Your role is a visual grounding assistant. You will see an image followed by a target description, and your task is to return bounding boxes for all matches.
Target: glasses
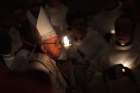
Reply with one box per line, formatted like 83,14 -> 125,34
43,40 -> 62,45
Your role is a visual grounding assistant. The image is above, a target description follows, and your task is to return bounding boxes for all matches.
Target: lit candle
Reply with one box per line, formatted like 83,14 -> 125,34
62,35 -> 72,49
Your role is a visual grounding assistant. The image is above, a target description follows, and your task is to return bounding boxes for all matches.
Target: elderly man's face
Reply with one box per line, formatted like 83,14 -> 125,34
41,36 -> 62,59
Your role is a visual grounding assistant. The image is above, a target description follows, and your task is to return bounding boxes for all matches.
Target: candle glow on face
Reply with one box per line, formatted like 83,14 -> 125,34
109,52 -> 137,69
112,56 -> 134,69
